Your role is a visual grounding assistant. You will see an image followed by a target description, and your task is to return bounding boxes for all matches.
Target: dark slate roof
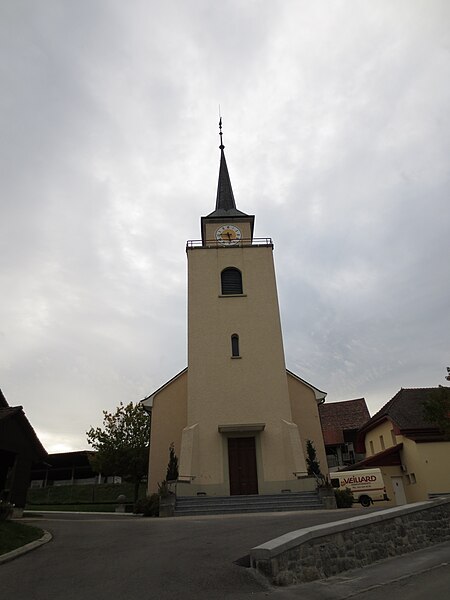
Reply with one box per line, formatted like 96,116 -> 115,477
215,147 -> 236,211
0,390 -> 47,459
359,387 -> 448,434
319,398 -> 370,445
0,406 -> 23,421
206,147 -> 249,218
0,388 -> 9,408
43,450 -> 93,468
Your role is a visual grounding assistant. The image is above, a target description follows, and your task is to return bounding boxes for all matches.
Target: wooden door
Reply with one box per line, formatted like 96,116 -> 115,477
228,437 -> 258,495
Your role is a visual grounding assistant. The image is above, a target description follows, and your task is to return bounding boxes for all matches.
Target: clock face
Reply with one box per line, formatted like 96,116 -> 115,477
215,225 -> 242,245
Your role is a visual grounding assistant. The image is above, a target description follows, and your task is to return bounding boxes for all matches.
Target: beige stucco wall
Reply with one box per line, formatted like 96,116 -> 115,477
399,437 -> 450,502
185,241 -> 307,493
378,466 -> 402,508
364,419 -> 397,455
287,373 -> 328,477
147,221 -> 327,497
147,370 -> 188,494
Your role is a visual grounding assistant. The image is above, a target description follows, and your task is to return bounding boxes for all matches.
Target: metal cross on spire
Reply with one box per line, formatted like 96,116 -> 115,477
219,116 -> 224,150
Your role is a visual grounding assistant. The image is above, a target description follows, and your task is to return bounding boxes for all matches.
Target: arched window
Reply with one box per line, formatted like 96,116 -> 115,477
231,334 -> 240,357
221,267 -> 243,295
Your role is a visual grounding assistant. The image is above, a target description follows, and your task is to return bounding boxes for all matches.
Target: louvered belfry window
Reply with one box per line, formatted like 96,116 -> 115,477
221,268 -> 243,295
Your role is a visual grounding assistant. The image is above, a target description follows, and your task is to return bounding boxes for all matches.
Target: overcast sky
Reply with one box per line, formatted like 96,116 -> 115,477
1,1 -> 449,453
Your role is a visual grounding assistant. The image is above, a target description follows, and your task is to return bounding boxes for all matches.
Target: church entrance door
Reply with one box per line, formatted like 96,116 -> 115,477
227,437 -> 258,495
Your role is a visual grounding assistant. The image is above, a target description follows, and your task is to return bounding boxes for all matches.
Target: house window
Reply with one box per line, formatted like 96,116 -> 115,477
369,440 -> 374,455
379,435 -> 385,450
221,268 -> 243,295
231,334 -> 240,357
391,430 -> 397,446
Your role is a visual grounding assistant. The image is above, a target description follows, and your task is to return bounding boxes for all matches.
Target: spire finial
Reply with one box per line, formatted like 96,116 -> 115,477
219,109 -> 224,150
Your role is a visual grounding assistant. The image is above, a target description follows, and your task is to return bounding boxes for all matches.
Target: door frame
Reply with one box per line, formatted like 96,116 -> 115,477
222,431 -> 262,496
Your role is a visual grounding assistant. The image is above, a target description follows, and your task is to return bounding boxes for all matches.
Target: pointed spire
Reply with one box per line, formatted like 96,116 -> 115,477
201,117 -> 255,243
215,117 -> 237,211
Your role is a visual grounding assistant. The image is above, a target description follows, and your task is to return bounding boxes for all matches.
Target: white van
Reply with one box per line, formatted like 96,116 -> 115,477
330,468 -> 390,507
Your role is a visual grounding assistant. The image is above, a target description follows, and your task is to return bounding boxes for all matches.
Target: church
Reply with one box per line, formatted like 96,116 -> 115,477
142,122 -> 328,497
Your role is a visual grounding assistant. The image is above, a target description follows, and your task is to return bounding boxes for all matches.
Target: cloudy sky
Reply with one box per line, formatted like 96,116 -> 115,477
1,1 -> 449,452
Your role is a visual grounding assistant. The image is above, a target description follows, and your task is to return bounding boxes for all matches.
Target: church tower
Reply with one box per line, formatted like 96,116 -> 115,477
142,121 -> 327,498
178,121 -> 311,495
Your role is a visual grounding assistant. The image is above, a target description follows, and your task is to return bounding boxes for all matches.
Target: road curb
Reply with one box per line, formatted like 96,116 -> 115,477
0,530 -> 52,565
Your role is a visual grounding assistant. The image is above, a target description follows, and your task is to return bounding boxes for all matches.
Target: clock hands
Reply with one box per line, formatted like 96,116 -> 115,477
215,225 -> 241,245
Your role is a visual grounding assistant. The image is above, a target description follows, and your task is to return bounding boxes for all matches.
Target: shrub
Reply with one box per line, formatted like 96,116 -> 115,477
134,494 -> 159,517
334,488 -> 354,508
306,439 -> 322,477
166,442 -> 179,482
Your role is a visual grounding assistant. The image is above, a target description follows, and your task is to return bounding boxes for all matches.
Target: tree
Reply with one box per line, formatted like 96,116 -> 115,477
423,386 -> 450,437
166,442 -> 179,482
86,402 -> 151,503
305,439 -> 323,478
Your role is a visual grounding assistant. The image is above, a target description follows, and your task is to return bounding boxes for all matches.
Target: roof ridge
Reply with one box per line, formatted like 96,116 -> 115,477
322,397 -> 366,405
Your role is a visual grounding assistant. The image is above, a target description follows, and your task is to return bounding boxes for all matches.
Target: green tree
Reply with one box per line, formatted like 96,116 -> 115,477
166,442 -> 179,482
87,402 -> 151,503
423,386 -> 450,436
306,439 -> 323,477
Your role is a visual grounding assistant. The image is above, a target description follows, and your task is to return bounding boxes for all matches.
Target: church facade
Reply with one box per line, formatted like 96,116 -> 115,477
142,125 -> 328,496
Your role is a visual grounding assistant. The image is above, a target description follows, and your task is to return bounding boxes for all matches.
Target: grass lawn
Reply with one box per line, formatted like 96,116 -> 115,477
0,521 -> 44,556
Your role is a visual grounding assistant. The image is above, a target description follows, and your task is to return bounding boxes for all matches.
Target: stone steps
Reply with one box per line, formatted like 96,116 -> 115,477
174,491 -> 324,516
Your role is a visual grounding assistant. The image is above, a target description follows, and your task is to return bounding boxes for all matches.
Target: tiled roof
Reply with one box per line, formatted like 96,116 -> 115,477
319,398 -> 370,446
341,443 -> 403,470
360,387 -> 448,434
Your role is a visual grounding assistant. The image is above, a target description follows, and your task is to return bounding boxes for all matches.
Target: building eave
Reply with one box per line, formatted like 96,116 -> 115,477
286,369 -> 327,403
340,443 -> 404,470
140,367 -> 188,411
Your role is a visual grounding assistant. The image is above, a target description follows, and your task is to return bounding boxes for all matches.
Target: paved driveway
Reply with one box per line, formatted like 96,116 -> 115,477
1,508 -> 449,600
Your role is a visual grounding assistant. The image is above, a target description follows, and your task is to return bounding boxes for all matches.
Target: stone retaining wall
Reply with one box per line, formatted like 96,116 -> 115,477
250,497 -> 450,586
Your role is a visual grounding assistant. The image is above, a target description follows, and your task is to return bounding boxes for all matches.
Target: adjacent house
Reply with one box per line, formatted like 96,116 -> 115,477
319,398 -> 370,470
352,387 -> 450,505
0,389 -> 47,515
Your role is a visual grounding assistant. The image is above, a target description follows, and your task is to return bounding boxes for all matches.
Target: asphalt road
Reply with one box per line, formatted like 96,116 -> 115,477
1,508 -> 449,600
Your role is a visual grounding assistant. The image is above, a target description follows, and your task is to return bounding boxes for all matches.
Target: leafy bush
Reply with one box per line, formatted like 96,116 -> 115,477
334,488 -> 354,508
134,494 -> 159,517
